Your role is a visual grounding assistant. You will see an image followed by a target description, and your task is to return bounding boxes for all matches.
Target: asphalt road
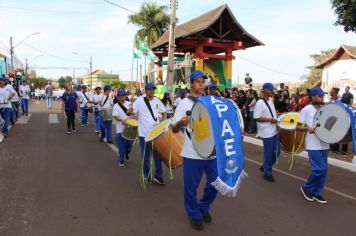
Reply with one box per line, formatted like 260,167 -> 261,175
1,100 -> 356,236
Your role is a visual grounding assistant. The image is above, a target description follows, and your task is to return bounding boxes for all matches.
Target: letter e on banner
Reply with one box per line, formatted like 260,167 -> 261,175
225,138 -> 236,156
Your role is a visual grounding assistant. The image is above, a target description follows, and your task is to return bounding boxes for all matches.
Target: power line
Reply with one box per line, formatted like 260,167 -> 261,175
102,0 -> 136,13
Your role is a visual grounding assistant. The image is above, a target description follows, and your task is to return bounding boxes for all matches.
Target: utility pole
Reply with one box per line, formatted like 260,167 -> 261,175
25,58 -> 28,76
89,56 -> 93,90
10,36 -> 14,74
167,0 -> 177,95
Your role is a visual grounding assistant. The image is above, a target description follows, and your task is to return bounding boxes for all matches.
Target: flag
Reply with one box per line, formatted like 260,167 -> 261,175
138,40 -> 149,54
133,47 -> 142,59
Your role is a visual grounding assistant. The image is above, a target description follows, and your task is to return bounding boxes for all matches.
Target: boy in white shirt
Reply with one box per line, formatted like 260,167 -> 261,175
132,83 -> 166,185
92,87 -> 104,133
99,85 -> 114,144
297,87 -> 329,204
253,82 -> 280,182
112,90 -> 133,167
80,85 -> 90,126
19,81 -> 30,116
0,77 -> 14,136
172,71 -> 217,231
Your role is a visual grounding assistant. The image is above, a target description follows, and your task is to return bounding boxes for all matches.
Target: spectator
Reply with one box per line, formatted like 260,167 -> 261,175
299,89 -> 310,108
248,90 -> 258,134
341,86 -> 354,105
161,92 -> 173,112
288,94 -> 301,112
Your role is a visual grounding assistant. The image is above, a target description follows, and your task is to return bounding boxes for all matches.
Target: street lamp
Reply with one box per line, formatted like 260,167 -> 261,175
72,52 -> 92,89
10,32 -> 40,74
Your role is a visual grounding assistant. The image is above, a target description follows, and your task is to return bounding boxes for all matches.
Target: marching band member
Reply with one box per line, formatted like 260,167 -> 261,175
297,87 -> 329,204
0,77 -> 15,137
132,83 -> 166,185
112,90 -> 133,166
92,86 -> 103,133
253,82 -> 280,182
173,89 -> 186,109
19,81 -> 30,116
172,71 -> 217,231
61,85 -> 80,134
99,85 -> 114,144
80,85 -> 90,127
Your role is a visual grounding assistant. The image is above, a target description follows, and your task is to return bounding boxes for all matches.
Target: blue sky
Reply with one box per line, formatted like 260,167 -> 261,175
0,0 -> 355,84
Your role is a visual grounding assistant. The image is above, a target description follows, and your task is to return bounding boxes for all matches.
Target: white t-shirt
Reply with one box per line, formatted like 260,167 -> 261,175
4,85 -> 15,108
299,104 -> 329,150
92,93 -> 104,110
100,94 -> 113,109
253,97 -> 277,138
112,101 -> 130,133
19,85 -> 30,99
174,97 -> 182,107
79,91 -> 90,108
173,98 -> 212,160
165,102 -> 173,112
0,87 -> 11,109
133,96 -> 166,137
11,90 -> 20,102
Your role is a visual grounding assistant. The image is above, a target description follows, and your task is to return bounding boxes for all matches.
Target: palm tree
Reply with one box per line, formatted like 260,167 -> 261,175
128,2 -> 170,46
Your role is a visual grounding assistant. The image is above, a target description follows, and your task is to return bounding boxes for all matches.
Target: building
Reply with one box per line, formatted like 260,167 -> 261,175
82,70 -> 120,89
315,44 -> 356,98
152,4 -> 263,89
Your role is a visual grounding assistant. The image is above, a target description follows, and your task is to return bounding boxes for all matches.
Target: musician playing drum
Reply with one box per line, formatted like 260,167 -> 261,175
172,71 -> 217,231
112,90 -> 134,167
253,82 -> 280,182
297,87 -> 329,204
132,83 -> 167,185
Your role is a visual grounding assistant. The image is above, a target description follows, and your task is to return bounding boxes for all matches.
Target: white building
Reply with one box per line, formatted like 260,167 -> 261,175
316,45 -> 356,101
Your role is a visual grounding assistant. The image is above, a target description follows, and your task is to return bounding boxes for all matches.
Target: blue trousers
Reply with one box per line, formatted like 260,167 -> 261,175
21,98 -> 29,116
139,136 -> 163,178
262,134 -> 281,176
183,157 -> 218,220
47,97 -> 53,109
100,119 -> 113,142
0,107 -> 10,134
116,133 -> 134,162
81,107 -> 88,125
94,111 -> 102,131
303,150 -> 328,196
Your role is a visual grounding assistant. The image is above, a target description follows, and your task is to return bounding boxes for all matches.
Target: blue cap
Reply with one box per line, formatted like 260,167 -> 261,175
103,85 -> 112,91
0,77 -> 5,81
145,83 -> 156,90
208,84 -> 217,89
310,87 -> 325,97
117,90 -> 127,96
180,89 -> 187,94
81,85 -> 87,89
190,70 -> 207,82
263,82 -> 277,91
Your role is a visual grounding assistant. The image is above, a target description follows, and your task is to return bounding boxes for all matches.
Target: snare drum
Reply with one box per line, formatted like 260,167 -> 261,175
190,100 -> 244,158
122,119 -> 138,140
145,119 -> 183,169
277,112 -> 306,154
313,103 -> 352,144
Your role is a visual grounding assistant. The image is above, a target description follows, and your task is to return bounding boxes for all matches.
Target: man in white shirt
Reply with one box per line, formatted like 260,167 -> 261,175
80,85 -> 90,127
0,77 -> 14,137
172,70 -> 217,231
99,85 -> 114,144
297,87 -> 329,204
91,87 -> 103,133
253,82 -> 280,182
132,83 -> 166,185
173,89 -> 186,109
112,90 -> 133,167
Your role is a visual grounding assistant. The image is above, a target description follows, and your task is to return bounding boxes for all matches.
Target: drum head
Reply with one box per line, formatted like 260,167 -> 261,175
126,119 -> 138,126
190,102 -> 215,158
313,104 -> 350,144
278,112 -> 299,130
145,119 -> 172,142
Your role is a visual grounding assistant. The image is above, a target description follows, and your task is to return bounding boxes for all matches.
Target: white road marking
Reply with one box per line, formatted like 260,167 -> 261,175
16,114 -> 32,124
243,135 -> 356,172
245,157 -> 356,201
48,114 -> 59,124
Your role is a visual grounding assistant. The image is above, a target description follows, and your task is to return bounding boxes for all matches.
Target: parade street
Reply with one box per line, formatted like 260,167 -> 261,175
0,100 -> 355,236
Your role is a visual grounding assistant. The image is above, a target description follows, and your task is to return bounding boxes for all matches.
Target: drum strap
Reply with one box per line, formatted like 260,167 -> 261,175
83,92 -> 89,103
185,96 -> 199,140
262,98 -> 275,118
118,102 -> 128,115
101,95 -> 109,107
144,97 -> 157,122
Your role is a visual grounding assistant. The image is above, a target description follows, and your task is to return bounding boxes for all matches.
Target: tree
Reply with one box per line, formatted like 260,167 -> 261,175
107,80 -> 127,89
28,77 -> 48,89
331,0 -> 356,33
128,2 -> 170,46
58,76 -> 73,88
299,49 -> 336,91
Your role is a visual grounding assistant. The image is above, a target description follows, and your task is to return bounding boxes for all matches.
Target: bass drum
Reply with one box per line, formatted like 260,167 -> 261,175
313,103 -> 352,144
190,100 -> 244,159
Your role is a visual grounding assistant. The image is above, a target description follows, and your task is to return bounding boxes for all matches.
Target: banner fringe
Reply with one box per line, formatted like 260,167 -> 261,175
211,170 -> 248,198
